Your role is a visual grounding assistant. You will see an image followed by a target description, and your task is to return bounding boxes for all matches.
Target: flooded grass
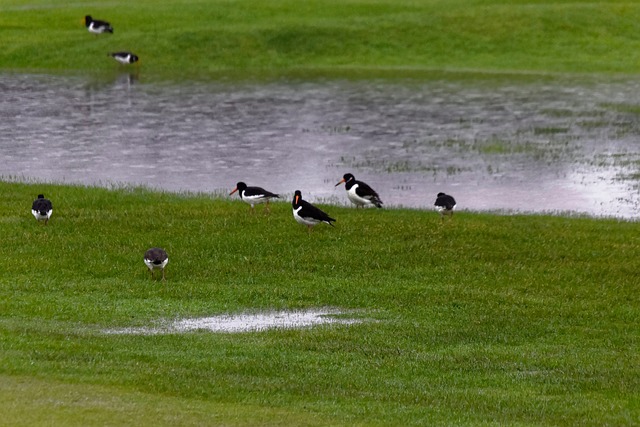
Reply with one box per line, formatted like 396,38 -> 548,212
2,72 -> 639,218
600,102 -> 640,115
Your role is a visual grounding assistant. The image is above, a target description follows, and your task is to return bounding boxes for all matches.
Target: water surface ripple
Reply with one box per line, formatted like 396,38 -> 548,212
2,73 -> 639,218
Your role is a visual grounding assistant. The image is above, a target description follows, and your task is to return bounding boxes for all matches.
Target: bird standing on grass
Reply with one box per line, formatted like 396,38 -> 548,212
31,194 -> 53,225
292,190 -> 336,232
229,182 -> 279,213
434,192 -> 456,220
109,52 -> 139,65
144,248 -> 169,281
84,15 -> 113,34
335,173 -> 383,208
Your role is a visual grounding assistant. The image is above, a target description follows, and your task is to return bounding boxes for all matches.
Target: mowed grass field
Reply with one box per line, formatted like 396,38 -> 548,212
1,0 -> 640,78
1,181 -> 638,425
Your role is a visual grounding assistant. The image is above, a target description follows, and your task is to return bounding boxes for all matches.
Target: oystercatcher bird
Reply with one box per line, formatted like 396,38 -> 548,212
31,194 -> 53,225
84,15 -> 113,34
108,52 -> 139,65
144,248 -> 169,281
434,192 -> 457,219
229,182 -> 279,213
292,190 -> 336,232
335,173 -> 383,208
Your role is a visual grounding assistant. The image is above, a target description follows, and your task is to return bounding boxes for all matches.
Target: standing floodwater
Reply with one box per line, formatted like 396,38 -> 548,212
1,72 -> 639,218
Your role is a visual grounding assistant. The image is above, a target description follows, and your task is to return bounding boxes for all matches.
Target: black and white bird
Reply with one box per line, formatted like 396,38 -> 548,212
229,182 -> 279,212
31,194 -> 53,225
144,248 -> 169,281
108,52 -> 139,65
292,190 -> 336,232
434,192 -> 457,219
84,15 -> 113,34
335,173 -> 383,208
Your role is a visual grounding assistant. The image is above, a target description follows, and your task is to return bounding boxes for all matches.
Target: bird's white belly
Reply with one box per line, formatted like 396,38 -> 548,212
32,209 -> 52,220
114,55 -> 130,64
242,194 -> 267,206
145,258 -> 168,270
293,207 -> 318,226
88,24 -> 105,34
347,185 -> 369,206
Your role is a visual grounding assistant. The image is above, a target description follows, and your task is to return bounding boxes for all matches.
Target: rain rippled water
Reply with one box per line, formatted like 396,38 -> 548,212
1,72 -> 639,218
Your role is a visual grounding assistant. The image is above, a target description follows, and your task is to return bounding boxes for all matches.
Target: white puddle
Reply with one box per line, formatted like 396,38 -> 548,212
104,308 -> 364,335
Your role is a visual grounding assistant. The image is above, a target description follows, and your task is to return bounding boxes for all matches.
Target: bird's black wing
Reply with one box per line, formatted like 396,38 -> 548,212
300,200 -> 336,225
435,195 -> 456,210
32,198 -> 52,211
244,186 -> 279,198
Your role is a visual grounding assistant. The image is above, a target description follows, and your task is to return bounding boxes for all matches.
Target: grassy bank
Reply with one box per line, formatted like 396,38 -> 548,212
1,180 -> 638,425
1,0 -> 640,79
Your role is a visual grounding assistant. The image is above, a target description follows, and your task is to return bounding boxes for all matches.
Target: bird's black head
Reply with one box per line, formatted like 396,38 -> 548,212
437,192 -> 446,197
130,54 -> 139,63
230,182 -> 246,196
293,190 -> 302,206
84,15 -> 92,25
336,173 -> 355,187
37,194 -> 45,199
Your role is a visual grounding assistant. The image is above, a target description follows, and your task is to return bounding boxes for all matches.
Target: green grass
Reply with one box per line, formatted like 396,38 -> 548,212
1,180 -> 639,425
2,0 -> 640,79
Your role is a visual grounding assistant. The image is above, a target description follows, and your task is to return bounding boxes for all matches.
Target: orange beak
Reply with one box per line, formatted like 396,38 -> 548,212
295,195 -> 299,204
229,187 -> 238,195
335,178 -> 346,187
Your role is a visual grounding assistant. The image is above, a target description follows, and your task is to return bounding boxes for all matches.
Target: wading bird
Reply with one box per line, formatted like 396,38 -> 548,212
31,194 -> 53,225
434,192 -> 457,220
108,52 -> 139,65
144,248 -> 169,281
335,173 -> 383,208
85,15 -> 113,34
292,190 -> 336,232
229,182 -> 279,213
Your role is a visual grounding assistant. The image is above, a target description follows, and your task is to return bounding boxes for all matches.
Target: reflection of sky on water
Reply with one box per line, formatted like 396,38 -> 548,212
1,72 -> 639,218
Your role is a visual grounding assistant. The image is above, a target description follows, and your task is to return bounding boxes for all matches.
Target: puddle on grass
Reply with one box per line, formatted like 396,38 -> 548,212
1,72 -> 640,218
104,308 -> 364,335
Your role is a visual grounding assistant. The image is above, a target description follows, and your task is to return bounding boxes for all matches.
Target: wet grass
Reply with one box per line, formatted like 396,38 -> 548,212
532,126 -> 570,135
600,103 -> 640,115
1,180 -> 639,426
2,0 -> 640,78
